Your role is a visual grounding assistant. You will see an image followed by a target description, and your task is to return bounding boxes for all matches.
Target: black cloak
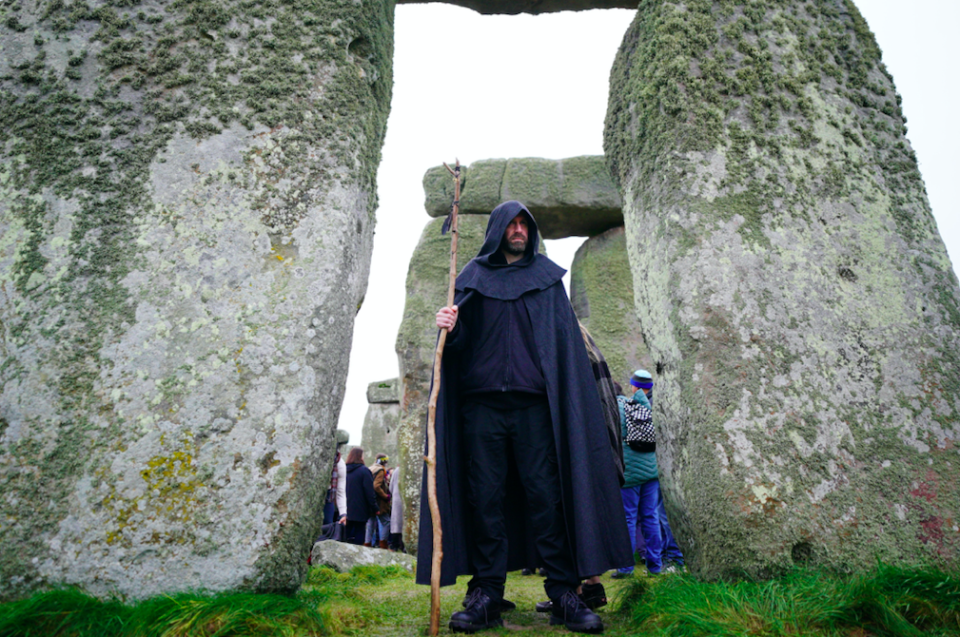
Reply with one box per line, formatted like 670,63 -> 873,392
416,200 -> 633,587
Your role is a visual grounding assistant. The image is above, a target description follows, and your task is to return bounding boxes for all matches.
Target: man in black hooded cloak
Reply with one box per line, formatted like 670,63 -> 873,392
417,200 -> 632,634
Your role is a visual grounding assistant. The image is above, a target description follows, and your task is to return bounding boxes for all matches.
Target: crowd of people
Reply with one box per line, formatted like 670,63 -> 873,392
319,446 -> 405,552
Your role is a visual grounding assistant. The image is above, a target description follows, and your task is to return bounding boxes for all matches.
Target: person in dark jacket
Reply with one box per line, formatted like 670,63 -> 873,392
420,201 -> 632,634
344,447 -> 377,545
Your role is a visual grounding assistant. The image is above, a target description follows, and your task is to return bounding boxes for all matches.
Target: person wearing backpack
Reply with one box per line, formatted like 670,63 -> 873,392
612,370 -> 664,576
639,377 -> 685,571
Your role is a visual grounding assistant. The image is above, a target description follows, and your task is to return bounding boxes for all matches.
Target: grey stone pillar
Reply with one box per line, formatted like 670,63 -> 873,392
606,1 -> 960,576
395,215 -> 490,554
0,0 -> 393,598
360,379 -> 400,462
570,226 -> 651,386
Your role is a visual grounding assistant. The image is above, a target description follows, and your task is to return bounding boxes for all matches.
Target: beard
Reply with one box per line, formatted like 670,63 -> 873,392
503,235 -> 527,256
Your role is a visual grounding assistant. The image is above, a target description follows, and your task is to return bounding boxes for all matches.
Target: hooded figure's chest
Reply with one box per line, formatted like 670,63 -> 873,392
460,294 -> 545,394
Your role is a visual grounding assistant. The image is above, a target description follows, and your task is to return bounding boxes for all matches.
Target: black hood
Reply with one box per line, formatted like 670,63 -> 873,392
456,201 -> 565,300
475,200 -> 539,267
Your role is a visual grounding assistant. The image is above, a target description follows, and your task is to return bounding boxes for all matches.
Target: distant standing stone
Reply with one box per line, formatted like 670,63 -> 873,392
367,378 -> 401,404
570,226 -> 651,385
360,379 -> 400,462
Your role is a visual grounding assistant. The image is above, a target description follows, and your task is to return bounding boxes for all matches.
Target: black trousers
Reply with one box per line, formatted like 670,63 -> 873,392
462,400 -> 579,601
344,520 -> 366,545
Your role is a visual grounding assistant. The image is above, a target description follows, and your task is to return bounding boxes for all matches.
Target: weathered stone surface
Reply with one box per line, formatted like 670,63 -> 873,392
424,160 -> 507,221
395,0 -> 634,15
360,405 -> 400,463
570,226 -> 651,385
605,1 -> 960,577
360,379 -> 399,464
310,540 -> 416,573
394,215 -> 493,553
0,0 -> 393,599
423,157 -> 622,239
367,378 -> 401,404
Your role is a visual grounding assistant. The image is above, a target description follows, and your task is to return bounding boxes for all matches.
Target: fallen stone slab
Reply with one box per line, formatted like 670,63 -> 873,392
423,157 -> 622,239
310,540 -> 416,573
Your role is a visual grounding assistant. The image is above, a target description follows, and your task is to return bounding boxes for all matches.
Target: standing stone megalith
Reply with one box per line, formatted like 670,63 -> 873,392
395,214 -> 489,553
0,0 -> 393,598
570,226 -> 650,385
360,378 -> 400,462
605,1 -> 960,576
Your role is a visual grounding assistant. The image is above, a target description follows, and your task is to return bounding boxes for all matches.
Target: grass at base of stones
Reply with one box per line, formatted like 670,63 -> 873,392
1,561 -> 958,636
306,565 -> 637,637
300,561 -> 960,637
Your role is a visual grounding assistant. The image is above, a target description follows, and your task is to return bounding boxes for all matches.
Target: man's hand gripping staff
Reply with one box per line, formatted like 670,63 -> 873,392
425,159 -> 460,636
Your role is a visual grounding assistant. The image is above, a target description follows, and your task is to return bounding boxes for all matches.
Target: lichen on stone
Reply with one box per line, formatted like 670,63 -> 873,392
1,0 -> 396,599
569,226 -> 651,384
605,0 -> 960,578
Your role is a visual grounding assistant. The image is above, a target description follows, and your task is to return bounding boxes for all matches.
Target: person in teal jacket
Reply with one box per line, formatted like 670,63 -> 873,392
641,374 -> 685,570
613,370 -> 665,576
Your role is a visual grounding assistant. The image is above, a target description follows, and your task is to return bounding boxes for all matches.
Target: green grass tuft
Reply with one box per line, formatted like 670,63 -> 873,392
3,563 -> 958,636
616,563 -> 960,637
0,587 -> 326,637
306,564 -> 412,589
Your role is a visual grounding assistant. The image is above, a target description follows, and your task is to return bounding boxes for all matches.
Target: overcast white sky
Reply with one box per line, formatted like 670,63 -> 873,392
336,1 -> 960,444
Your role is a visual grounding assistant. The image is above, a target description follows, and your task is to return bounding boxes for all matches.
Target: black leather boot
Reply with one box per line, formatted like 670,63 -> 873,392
536,582 -> 607,614
549,590 -> 603,633
580,582 -> 607,609
461,587 -> 515,612
450,589 -> 503,633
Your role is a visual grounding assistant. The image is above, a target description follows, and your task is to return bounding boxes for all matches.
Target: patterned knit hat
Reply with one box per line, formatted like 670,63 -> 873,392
630,369 -> 653,390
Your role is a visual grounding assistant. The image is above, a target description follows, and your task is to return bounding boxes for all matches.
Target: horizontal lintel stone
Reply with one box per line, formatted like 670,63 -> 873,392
367,378 -> 401,404
423,156 -> 622,240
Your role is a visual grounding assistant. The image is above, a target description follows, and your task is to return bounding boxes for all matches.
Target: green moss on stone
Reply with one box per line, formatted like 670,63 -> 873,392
569,226 -> 650,384
1,0 -> 395,597
605,0 -> 960,578
501,157 -> 562,206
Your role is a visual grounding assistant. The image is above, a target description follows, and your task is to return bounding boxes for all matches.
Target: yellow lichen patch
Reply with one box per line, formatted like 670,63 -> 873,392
102,437 -> 204,546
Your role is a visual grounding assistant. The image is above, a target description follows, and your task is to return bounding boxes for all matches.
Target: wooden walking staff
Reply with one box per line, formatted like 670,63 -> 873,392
425,159 -> 461,636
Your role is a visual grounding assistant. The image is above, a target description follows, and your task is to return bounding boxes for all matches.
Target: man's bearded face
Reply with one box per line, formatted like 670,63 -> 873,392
503,214 -> 529,256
